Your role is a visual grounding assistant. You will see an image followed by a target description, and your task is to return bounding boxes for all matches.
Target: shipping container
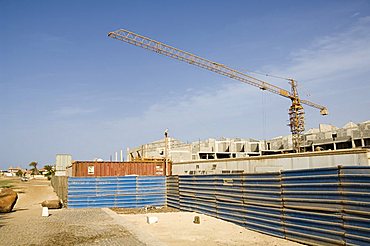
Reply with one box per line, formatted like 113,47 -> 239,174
71,160 -> 171,177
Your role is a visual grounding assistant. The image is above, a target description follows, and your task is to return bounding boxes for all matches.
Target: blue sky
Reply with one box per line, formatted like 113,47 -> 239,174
1,1 -> 370,169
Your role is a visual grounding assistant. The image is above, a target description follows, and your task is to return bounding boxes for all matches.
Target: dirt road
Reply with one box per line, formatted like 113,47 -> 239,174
0,178 -> 143,246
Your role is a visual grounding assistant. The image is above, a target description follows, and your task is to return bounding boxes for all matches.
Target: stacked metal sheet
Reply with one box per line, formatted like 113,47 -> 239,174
137,176 -> 166,207
215,174 -> 245,226
68,176 -> 165,208
281,167 -> 344,245
166,175 -> 180,208
178,175 -> 218,216
172,167 -> 370,246
340,166 -> 370,246
114,176 -> 138,208
193,175 -> 217,217
244,172 -> 283,237
179,175 -> 198,212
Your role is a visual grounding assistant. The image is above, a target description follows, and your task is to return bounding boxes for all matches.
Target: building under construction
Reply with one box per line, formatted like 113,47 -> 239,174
128,120 -> 370,163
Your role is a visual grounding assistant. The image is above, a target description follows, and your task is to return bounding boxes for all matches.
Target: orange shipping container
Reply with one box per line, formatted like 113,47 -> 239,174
71,160 -> 171,177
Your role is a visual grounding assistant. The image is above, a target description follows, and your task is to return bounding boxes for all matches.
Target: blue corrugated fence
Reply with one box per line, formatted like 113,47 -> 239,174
167,166 -> 370,246
68,176 -> 165,208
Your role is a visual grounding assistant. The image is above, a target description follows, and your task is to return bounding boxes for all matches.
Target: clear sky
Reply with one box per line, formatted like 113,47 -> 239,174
1,0 -> 370,169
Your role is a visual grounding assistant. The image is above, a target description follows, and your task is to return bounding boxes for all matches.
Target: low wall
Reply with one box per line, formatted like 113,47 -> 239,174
172,149 -> 370,175
50,176 -> 68,204
167,166 -> 370,246
67,176 -> 166,208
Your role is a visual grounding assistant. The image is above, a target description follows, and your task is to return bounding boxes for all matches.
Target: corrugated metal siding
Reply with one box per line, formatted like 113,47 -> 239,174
68,176 -> 165,208
244,172 -> 283,237
166,175 -> 179,208
71,160 -> 170,177
215,175 -> 244,226
166,166 -> 370,246
340,166 -> 370,246
281,167 -> 344,245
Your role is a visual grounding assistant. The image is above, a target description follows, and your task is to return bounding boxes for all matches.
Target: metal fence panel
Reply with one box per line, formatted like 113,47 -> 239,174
244,172 -> 284,237
281,167 -> 345,245
283,209 -> 344,246
171,166 -> 370,246
166,175 -> 179,208
217,201 -> 245,227
282,167 -> 341,212
340,166 -> 370,246
68,176 -> 166,208
214,174 -> 244,204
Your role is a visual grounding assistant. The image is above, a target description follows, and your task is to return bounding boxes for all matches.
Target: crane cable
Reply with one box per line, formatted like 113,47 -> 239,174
261,89 -> 267,149
238,68 -> 292,82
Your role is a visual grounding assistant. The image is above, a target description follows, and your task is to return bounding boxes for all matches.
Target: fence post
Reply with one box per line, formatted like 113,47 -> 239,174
280,170 -> 286,240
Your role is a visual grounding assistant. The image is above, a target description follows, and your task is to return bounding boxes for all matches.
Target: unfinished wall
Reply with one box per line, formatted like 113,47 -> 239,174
51,176 -> 68,204
172,149 -> 370,175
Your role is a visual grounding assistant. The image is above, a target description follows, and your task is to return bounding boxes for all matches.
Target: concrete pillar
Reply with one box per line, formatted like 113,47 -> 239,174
126,147 -> 130,161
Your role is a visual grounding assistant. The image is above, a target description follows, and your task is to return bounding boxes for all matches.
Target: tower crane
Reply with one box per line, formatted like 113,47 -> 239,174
108,29 -> 328,152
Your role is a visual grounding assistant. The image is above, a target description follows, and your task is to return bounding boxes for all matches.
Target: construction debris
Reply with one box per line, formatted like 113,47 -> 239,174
147,216 -> 159,224
0,188 -> 18,213
41,199 -> 62,209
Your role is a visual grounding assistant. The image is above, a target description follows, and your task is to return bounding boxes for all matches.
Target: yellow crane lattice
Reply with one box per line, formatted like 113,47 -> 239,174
108,29 -> 328,152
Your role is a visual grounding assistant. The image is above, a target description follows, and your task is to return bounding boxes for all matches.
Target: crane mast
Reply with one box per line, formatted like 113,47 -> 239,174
108,29 -> 328,152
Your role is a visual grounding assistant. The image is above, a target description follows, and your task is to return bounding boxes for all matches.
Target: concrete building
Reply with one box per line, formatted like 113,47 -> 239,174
303,121 -> 370,151
264,121 -> 370,152
128,121 -> 370,163
127,138 -> 192,163
128,137 -> 262,162
172,149 -> 370,175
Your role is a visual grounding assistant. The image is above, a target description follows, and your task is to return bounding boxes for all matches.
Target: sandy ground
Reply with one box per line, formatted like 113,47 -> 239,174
10,177 -> 59,215
115,211 -> 302,246
0,177 -> 143,246
0,177 -> 59,228
111,206 -> 179,214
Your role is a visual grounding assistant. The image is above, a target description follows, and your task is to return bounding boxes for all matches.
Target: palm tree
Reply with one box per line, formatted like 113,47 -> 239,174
43,165 -> 55,180
29,161 -> 39,176
15,170 -> 23,177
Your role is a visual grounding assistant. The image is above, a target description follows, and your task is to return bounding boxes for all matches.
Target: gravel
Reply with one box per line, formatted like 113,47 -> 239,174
0,208 -> 144,246
111,206 -> 179,214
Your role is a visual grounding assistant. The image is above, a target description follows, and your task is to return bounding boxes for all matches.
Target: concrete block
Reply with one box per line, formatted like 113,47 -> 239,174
146,216 -> 159,224
42,207 -> 49,217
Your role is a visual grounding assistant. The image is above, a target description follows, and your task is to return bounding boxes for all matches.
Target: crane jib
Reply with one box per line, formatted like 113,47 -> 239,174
108,29 -> 325,111
108,28 -> 328,152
